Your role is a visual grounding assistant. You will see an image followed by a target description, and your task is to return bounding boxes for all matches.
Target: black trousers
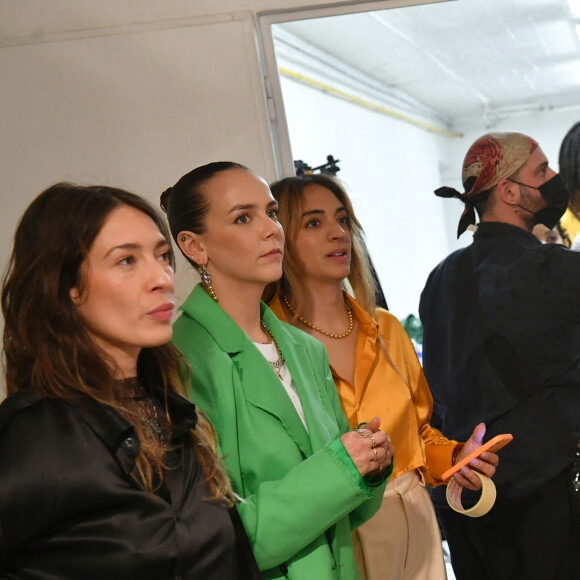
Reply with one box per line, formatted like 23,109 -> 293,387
437,468 -> 580,580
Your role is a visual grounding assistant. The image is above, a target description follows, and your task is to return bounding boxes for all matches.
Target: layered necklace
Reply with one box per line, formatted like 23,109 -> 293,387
260,320 -> 285,381
283,294 -> 354,339
115,377 -> 171,446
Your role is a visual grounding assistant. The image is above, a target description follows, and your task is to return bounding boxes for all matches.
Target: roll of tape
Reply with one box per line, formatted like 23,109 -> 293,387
446,471 -> 496,517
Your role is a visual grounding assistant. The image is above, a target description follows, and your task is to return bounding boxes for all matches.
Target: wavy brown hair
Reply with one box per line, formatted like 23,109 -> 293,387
263,174 -> 376,316
2,183 -> 234,504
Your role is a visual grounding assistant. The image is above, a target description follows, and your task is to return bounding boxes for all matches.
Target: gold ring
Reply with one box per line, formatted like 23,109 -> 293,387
369,434 -> 376,449
357,429 -> 370,438
372,448 -> 378,462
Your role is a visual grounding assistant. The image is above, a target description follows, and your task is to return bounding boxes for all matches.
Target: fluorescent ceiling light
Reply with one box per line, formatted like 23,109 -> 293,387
569,0 -> 580,17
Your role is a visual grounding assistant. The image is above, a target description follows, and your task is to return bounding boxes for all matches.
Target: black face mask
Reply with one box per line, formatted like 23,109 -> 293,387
508,174 -> 570,229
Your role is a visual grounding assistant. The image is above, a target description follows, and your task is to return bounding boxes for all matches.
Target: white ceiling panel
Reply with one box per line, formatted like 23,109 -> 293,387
276,0 -> 580,129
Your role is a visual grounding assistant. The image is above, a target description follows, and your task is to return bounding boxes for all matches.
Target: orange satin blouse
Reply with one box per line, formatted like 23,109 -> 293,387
269,293 -> 459,485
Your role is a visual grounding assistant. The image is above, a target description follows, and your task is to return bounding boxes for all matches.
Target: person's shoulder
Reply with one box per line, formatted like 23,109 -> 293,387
173,308 -> 205,335
424,246 -> 470,291
0,392 -> 64,429
373,307 -> 410,340
516,239 -> 580,276
172,308 -> 215,354
431,246 -> 467,273
0,390 -> 39,418
533,242 -> 580,281
374,306 -> 400,326
0,393 -> 110,508
0,392 -> 80,452
420,248 -> 469,318
173,287 -> 214,334
537,240 -> 580,259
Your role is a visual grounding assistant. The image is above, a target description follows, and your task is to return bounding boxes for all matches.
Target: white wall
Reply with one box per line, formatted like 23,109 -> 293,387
276,66 -> 580,318
0,0 -> 428,398
278,74 -> 459,318
2,0 -> 577,397
0,0 -> 428,299
0,12 -> 276,305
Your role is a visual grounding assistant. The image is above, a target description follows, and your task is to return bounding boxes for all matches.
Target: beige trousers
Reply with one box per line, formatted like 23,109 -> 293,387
354,470 -> 447,580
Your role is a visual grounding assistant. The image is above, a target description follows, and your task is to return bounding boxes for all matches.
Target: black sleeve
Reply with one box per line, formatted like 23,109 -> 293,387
0,397 -> 83,558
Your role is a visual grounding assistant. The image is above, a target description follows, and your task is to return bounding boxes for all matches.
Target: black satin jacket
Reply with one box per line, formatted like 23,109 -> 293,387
0,381 -> 260,579
420,222 -> 580,506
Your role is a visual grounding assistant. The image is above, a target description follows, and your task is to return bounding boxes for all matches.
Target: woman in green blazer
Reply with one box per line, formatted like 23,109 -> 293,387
160,162 -> 394,579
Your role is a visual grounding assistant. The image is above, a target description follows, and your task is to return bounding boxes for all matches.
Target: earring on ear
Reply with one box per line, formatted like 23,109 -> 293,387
197,263 -> 218,302
513,203 -> 518,213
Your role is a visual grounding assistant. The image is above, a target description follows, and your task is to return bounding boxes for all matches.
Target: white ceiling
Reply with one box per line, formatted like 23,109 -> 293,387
275,0 -> 580,131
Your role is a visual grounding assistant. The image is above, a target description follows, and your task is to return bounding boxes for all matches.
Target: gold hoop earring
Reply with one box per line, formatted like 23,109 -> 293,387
197,264 -> 218,302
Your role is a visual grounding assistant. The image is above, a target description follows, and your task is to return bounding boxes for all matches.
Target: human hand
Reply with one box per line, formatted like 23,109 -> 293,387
340,416 -> 394,477
451,423 -> 499,490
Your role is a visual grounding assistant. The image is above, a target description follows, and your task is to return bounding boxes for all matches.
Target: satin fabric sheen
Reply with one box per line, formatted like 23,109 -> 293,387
269,293 -> 459,484
0,380 -> 257,579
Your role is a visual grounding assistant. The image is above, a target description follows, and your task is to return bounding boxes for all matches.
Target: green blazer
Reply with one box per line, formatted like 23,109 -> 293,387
172,285 -> 389,580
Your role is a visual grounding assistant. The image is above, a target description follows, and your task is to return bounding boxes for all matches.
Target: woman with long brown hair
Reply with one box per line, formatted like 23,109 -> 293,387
264,174 -> 499,580
0,183 -> 259,578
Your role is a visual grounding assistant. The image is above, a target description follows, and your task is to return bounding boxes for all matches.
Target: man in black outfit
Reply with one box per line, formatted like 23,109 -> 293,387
419,132 -> 580,580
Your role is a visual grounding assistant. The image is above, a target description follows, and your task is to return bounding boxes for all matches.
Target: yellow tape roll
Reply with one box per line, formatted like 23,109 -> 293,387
446,471 -> 496,517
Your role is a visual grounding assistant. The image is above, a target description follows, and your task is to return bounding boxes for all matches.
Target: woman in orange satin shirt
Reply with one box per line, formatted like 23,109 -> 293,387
264,174 -> 499,580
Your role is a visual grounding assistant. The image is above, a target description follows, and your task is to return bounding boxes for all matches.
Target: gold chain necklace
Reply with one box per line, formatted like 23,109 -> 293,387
260,320 -> 285,381
283,295 -> 354,339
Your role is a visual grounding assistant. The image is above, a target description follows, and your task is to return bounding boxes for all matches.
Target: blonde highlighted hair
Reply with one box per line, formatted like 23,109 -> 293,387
263,174 -> 410,388
263,174 -> 376,317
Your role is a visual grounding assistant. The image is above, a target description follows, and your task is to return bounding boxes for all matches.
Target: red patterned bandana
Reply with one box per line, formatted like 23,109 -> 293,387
435,132 -> 538,237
